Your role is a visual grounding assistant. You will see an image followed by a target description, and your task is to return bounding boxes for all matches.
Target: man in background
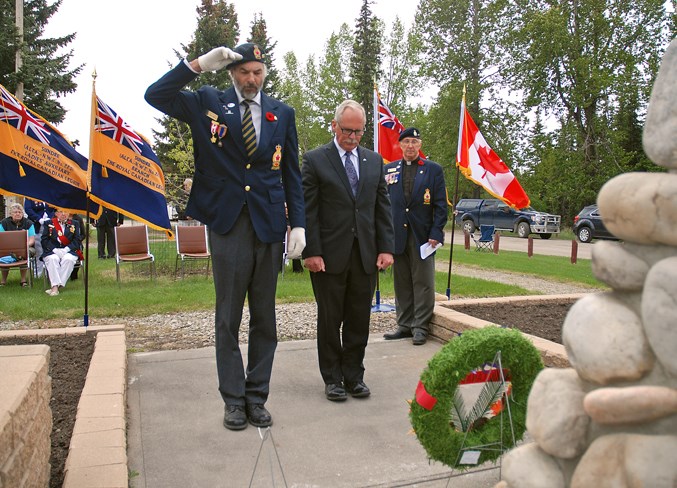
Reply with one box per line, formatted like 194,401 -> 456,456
382,128 -> 447,346
95,206 -> 124,259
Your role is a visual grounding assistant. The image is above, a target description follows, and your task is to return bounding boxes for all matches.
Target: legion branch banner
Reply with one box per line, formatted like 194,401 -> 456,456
89,91 -> 172,237
456,97 -> 530,210
0,84 -> 94,214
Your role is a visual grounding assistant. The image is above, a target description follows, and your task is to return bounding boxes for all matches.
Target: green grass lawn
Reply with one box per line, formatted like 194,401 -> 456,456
0,236 -> 603,322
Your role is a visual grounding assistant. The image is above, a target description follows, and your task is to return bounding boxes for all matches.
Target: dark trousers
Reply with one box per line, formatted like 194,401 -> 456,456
393,229 -> 436,334
97,225 -> 116,258
210,208 -> 282,407
310,239 -> 376,385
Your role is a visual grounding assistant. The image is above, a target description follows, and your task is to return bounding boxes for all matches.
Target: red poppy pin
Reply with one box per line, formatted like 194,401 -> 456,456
266,112 -> 277,122
418,160 -> 424,166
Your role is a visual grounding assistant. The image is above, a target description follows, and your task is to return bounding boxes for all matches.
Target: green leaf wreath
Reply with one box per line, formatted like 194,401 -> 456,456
410,327 -> 543,469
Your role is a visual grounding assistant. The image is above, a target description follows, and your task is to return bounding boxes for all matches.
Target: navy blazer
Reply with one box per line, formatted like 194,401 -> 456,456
302,142 -> 394,274
384,158 -> 448,255
41,219 -> 82,259
145,62 -> 305,242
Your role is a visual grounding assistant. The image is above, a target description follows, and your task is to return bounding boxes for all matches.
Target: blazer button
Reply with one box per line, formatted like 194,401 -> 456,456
405,208 -> 409,212
245,185 -> 251,191
246,164 -> 251,169
403,223 -> 408,228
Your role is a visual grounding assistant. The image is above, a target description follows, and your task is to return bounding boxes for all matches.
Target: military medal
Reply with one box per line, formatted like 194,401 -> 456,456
271,145 -> 282,170
424,188 -> 431,205
210,121 -> 219,143
217,124 -> 228,147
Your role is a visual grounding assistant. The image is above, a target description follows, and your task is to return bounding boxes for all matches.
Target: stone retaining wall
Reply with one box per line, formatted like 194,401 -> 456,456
0,345 -> 52,488
430,294 -> 585,368
0,325 -> 126,488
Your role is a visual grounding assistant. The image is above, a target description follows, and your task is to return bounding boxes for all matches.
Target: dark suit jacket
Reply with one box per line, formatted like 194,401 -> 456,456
144,62 -> 304,242
384,158 -> 448,255
24,200 -> 55,234
302,142 -> 394,274
95,208 -> 124,228
41,219 -> 82,259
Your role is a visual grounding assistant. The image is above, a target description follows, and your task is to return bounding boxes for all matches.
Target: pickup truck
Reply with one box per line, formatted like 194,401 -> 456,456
454,198 -> 561,239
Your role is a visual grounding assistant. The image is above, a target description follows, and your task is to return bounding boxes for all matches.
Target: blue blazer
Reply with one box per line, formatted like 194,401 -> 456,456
145,62 -> 305,242
384,158 -> 448,255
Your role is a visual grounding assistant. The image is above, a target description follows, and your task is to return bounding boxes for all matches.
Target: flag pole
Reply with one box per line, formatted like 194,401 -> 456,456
83,69 -> 98,327
371,81 -> 395,313
446,85 -> 466,299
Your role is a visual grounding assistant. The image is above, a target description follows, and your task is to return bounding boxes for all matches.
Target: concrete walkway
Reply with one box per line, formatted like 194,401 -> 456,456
127,334 -> 502,487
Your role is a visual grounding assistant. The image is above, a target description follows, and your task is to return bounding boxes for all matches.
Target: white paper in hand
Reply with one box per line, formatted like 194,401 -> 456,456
420,241 -> 443,260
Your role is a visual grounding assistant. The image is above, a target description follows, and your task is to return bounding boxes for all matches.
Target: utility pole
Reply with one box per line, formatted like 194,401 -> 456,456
15,0 -> 24,101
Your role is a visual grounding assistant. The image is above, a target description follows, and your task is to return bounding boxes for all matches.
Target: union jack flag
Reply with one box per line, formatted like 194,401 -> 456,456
0,85 -> 51,145
95,97 -> 144,154
377,94 -> 405,133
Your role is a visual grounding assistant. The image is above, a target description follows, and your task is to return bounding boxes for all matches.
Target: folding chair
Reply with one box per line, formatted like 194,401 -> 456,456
0,230 -> 32,287
472,225 -> 495,251
174,224 -> 211,279
114,225 -> 155,283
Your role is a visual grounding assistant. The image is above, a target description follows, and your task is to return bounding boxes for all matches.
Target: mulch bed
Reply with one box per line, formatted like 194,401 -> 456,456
0,299 -> 574,487
0,334 -> 95,488
449,298 -> 576,344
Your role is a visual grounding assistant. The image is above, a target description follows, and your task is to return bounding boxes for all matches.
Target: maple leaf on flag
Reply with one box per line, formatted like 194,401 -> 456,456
456,99 -> 530,209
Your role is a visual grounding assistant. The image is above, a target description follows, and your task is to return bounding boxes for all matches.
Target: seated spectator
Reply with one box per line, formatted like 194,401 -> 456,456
41,208 -> 82,296
0,203 -> 36,287
24,200 -> 55,276
69,213 -> 86,280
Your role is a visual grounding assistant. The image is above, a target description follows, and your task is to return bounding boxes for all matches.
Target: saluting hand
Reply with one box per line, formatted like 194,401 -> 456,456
197,47 -> 243,72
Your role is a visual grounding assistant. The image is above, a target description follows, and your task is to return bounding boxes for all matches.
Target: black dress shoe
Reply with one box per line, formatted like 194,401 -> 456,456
412,331 -> 428,346
345,381 -> 371,398
383,328 -> 413,340
223,405 -> 247,430
325,383 -> 347,401
246,403 -> 273,427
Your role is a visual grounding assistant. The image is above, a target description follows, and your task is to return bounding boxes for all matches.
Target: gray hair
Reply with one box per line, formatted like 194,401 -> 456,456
335,100 -> 366,124
9,203 -> 24,214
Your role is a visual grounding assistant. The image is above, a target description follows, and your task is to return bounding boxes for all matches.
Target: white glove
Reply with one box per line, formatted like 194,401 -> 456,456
286,227 -> 306,260
197,47 -> 243,72
39,217 -> 50,224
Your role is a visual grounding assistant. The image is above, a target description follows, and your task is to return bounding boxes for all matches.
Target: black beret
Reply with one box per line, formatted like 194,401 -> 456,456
399,127 -> 421,141
229,43 -> 266,67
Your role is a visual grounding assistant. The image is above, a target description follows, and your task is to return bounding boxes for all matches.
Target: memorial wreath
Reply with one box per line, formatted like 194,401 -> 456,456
410,327 -> 543,468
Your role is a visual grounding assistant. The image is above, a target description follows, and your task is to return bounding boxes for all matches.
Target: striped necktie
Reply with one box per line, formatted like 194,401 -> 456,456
242,99 -> 257,157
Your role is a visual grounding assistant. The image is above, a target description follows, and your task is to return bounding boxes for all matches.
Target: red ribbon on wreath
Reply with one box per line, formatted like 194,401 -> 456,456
415,380 -> 437,411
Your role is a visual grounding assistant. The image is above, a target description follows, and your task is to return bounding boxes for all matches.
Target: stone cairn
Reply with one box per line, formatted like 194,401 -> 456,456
496,39 -> 677,488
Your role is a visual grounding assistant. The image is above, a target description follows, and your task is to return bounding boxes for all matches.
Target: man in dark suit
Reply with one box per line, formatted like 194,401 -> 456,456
382,128 -> 448,346
145,43 -> 306,430
24,200 -> 55,276
302,99 -> 394,402
95,207 -> 124,259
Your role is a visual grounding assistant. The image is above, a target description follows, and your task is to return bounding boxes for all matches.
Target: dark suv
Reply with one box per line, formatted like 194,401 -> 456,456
572,204 -> 618,243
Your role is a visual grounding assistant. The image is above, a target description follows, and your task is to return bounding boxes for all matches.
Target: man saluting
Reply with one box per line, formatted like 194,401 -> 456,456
145,43 -> 306,431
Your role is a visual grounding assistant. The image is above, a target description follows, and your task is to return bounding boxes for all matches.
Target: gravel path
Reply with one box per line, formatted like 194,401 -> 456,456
0,265 -> 598,351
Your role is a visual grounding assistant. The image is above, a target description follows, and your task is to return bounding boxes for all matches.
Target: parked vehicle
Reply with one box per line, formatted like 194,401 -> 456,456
453,198 -> 561,239
572,204 -> 618,243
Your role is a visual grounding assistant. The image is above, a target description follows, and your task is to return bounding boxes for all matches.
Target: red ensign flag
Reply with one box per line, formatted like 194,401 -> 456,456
456,99 -> 530,209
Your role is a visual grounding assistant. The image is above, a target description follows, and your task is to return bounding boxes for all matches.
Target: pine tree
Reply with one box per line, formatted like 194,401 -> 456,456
349,0 -> 381,149
151,0 -> 239,212
248,12 -> 281,98
0,0 -> 81,123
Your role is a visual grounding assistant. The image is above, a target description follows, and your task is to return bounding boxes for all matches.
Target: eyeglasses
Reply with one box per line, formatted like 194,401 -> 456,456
337,124 -> 365,137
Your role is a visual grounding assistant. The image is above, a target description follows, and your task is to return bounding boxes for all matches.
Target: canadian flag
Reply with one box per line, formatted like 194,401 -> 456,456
456,99 -> 530,209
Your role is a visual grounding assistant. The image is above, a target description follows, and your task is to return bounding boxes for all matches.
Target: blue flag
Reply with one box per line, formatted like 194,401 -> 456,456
90,93 -> 172,237
0,84 -> 97,215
